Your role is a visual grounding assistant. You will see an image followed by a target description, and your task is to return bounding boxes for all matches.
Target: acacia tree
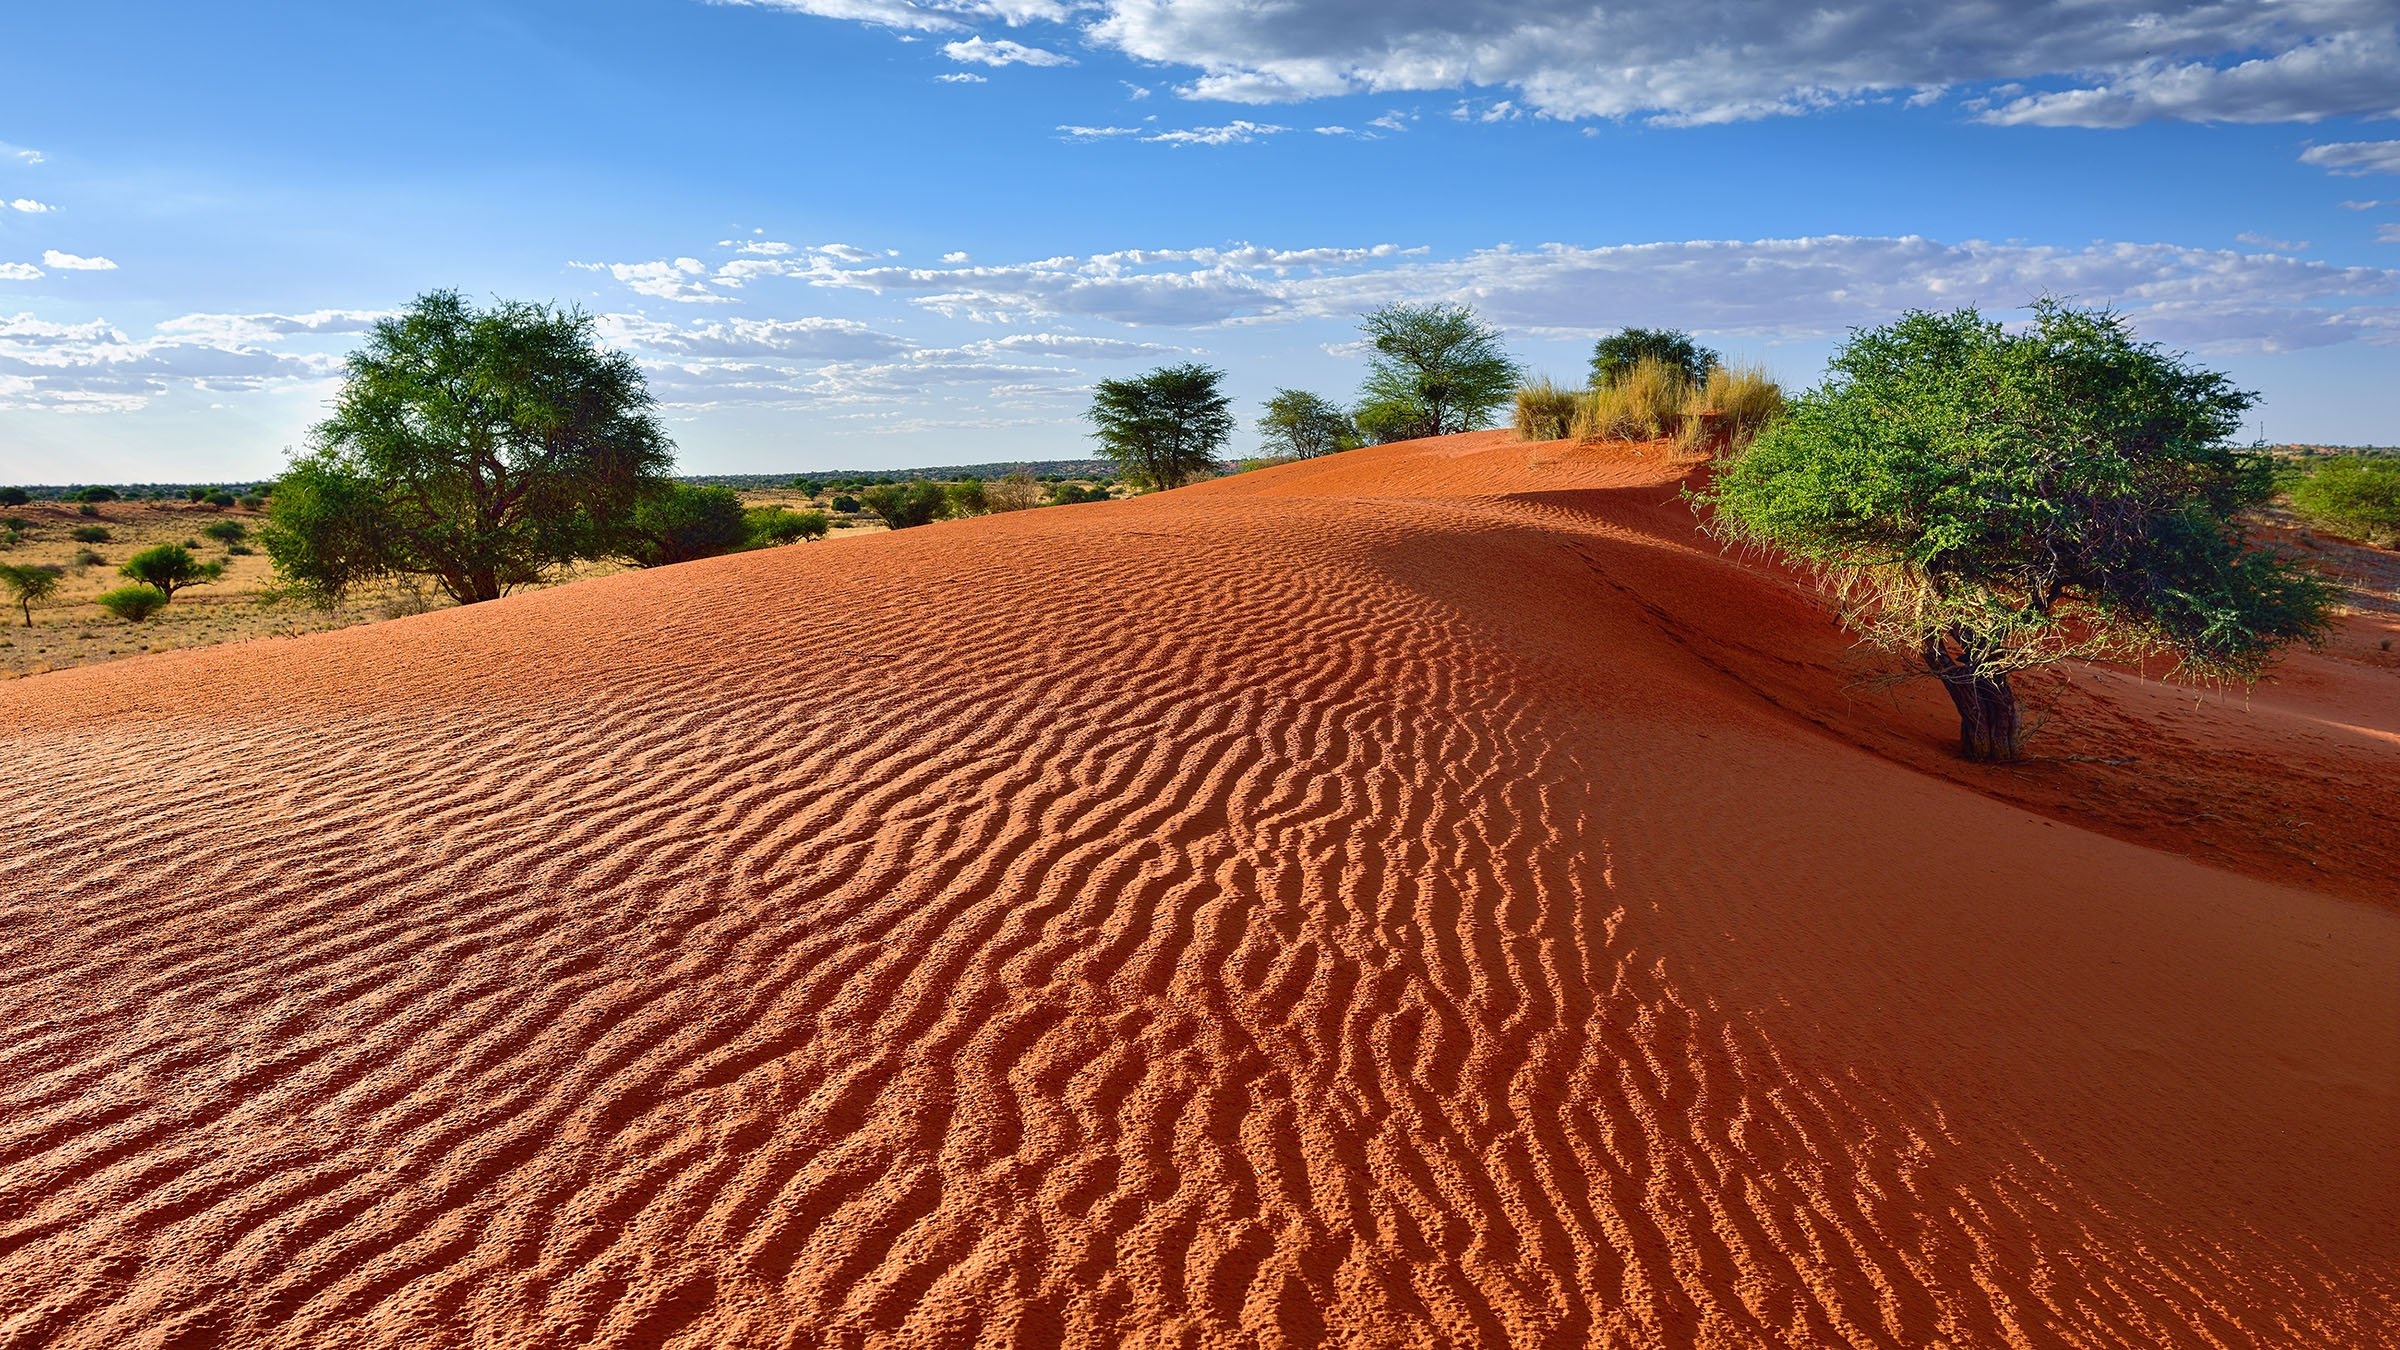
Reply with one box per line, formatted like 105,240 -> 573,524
1591,328 -> 1718,388
0,563 -> 62,626
264,290 -> 673,605
1088,363 -> 1234,491
1355,303 -> 1521,443
120,544 -> 224,602
1257,389 -> 1358,460
1700,302 -> 2332,762
622,483 -> 750,567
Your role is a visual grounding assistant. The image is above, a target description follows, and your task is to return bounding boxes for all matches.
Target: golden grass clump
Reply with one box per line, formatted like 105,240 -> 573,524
1511,377 -> 1582,441
1573,356 -> 1690,442
1683,363 -> 1786,452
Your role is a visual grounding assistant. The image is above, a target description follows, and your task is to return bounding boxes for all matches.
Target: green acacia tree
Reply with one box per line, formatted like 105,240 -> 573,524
1257,389 -> 1358,460
120,543 -> 224,602
1088,363 -> 1234,491
623,483 -> 750,567
1355,303 -> 1521,443
1590,328 -> 1718,388
860,481 -> 949,529
264,290 -> 673,605
1700,301 -> 2333,762
0,562 -> 63,626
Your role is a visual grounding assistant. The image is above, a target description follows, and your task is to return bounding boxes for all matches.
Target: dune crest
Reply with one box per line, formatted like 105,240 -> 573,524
3,432 -> 2394,1348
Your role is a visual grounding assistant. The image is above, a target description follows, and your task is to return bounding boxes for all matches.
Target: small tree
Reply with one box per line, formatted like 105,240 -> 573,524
1590,328 -> 1718,388
984,469 -> 1047,513
623,484 -> 750,567
0,487 -> 27,506
94,584 -> 168,622
1700,302 -> 2333,762
0,562 -> 62,626
1354,303 -> 1521,443
120,543 -> 224,602
860,481 -> 949,529
746,506 -> 829,544
2290,456 -> 2400,547
202,520 -> 248,545
1089,363 -> 1234,491
264,290 -> 673,604
946,479 -> 988,517
1257,389 -> 1359,459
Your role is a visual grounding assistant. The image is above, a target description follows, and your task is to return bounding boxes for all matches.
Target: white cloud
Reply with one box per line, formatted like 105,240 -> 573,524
0,142 -> 41,166
568,256 -> 731,303
1140,119 -> 1285,145
0,263 -> 40,282
941,35 -> 1074,66
2340,200 -> 2392,211
42,250 -> 117,271
1978,31 -> 2400,127
942,251 -> 971,262
2235,232 -> 2308,252
936,71 -> 988,82
2380,224 -> 2400,245
1059,123 -> 1141,138
0,309 -> 352,413
1120,81 -> 1152,100
6,199 -> 53,214
705,0 -> 1074,34
1367,111 -> 1412,133
2301,141 -> 2400,176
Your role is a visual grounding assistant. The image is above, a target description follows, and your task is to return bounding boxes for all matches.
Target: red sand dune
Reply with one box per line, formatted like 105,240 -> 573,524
2,432 -> 2394,1348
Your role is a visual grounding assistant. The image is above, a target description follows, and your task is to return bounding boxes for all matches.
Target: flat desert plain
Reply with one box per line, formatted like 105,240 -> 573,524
1,432 -> 2394,1348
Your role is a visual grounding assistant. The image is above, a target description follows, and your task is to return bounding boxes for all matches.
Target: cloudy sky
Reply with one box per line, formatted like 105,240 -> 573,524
3,0 -> 2397,480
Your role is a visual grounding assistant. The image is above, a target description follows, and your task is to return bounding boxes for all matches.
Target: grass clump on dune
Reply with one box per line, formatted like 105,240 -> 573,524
1573,356 -> 1691,442
1680,364 -> 1786,453
1511,377 -> 1582,441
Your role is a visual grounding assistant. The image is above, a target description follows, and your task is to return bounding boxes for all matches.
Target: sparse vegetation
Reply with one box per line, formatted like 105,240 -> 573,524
0,563 -> 63,626
202,520 -> 249,545
71,525 -> 111,544
94,584 -> 169,623
1089,363 -> 1235,491
1700,302 -> 2334,763
1511,377 -> 1582,441
1258,389 -> 1359,459
1573,356 -> 1692,442
1683,363 -> 1785,452
1355,303 -> 1521,443
1051,483 -> 1110,506
2289,456 -> 2400,547
120,543 -> 225,602
983,469 -> 1047,513
746,505 -> 830,544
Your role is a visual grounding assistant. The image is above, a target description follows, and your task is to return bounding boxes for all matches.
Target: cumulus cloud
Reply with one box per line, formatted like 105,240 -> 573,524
2301,141 -> 2400,176
42,250 -> 117,271
942,35 -> 1074,66
1143,119 -> 1284,145
2235,232 -> 2309,252
0,263 -> 40,282
937,71 -> 989,82
0,309 -> 353,413
725,0 -> 2400,127
6,199 -> 53,214
569,257 -> 731,303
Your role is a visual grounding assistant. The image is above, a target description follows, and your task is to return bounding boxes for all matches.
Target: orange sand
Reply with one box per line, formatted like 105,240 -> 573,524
1,433 -> 2394,1348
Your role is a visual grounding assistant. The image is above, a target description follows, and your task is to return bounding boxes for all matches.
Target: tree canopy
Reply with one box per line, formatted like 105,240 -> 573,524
623,483 -> 750,567
1088,363 -> 1234,491
1590,328 -> 1718,389
1355,303 -> 1520,443
1257,389 -> 1359,460
0,563 -> 62,626
1699,301 -> 2332,762
2289,455 -> 2400,547
120,543 -> 224,602
263,290 -> 674,605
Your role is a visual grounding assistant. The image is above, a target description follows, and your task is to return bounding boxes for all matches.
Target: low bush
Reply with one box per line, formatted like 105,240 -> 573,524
71,486 -> 119,503
72,548 -> 104,568
946,479 -> 988,517
0,487 -> 27,506
624,483 -> 750,566
238,494 -> 266,509
77,503 -> 100,517
1573,356 -> 1691,442
2290,456 -> 2400,547
860,481 -> 948,529
227,543 -> 255,556
1511,377 -> 1582,441
95,584 -> 169,622
72,525 -> 112,543
1051,483 -> 1111,506
829,494 -> 861,514
746,505 -> 829,545
984,469 -> 1046,513
202,520 -> 248,544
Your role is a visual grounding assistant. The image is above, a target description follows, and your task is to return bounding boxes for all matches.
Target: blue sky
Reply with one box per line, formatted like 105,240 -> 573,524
3,0 -> 2397,481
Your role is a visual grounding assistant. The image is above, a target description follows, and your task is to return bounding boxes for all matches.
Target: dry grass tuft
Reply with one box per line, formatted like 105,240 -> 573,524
1573,357 -> 1691,442
1512,377 -> 1583,441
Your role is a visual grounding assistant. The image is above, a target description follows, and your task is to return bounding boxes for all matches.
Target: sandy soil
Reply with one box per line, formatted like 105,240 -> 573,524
1,432 -> 2393,1348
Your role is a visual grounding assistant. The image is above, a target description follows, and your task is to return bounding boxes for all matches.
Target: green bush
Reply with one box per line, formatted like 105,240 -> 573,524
1050,483 -> 1111,506
0,487 -> 27,506
70,486 -> 119,503
1511,377 -> 1582,441
238,494 -> 265,509
946,479 -> 987,517
623,483 -> 750,566
227,543 -> 255,556
77,503 -> 100,517
95,584 -> 169,622
829,494 -> 860,514
2289,456 -> 2400,547
120,543 -> 224,600
1591,328 -> 1718,389
746,505 -> 830,545
2,515 -> 27,532
203,519 -> 248,544
860,481 -> 948,529
72,548 -> 104,568
72,525 -> 112,543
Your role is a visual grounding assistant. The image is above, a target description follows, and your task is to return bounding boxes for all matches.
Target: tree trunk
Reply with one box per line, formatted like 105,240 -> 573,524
1921,634 -> 2021,762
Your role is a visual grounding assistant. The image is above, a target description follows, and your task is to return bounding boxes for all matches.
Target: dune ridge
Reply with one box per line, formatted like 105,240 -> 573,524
2,433 -> 2394,1348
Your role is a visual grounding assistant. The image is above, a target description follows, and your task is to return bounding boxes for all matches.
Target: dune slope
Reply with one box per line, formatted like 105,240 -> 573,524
2,433 -> 2394,1349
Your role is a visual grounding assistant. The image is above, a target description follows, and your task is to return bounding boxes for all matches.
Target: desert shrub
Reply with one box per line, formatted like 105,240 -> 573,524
1699,301 -> 2332,763
227,543 -> 255,556
72,548 -> 104,568
2289,456 -> 2400,547
1591,328 -> 1718,389
0,528 -> 16,548
1051,482 -> 1110,506
187,487 -> 210,502
95,584 -> 169,622
983,469 -> 1046,513
829,494 -> 860,514
0,562 -> 63,626
789,478 -> 819,496
0,487 -> 26,506
2,516 -> 26,532
1572,357 -> 1691,441
238,494 -> 265,509
860,481 -> 948,529
946,479 -> 988,517
71,486 -> 119,503
746,505 -> 829,545
1681,364 -> 1787,452
77,503 -> 99,517
203,520 -> 248,544
204,490 -> 236,508
624,483 -> 750,566
120,543 -> 224,600
71,526 -> 111,543
1511,377 -> 1582,441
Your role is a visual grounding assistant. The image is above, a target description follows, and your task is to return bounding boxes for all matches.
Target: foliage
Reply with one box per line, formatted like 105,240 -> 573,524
120,543 -> 225,601
0,562 -> 63,626
790,478 -> 819,496
94,584 -> 169,622
238,494 -> 266,509
1051,483 -> 1111,505
0,487 -> 26,506
1089,363 -> 1235,491
1258,389 -> 1359,459
1511,377 -> 1582,441
746,505 -> 830,545
861,480 -> 950,529
72,548 -> 103,568
1573,357 -> 1691,442
946,479 -> 988,517
984,469 -> 1047,513
1698,302 -> 2333,761
77,504 -> 99,517
202,520 -> 248,545
1356,303 -> 1522,442
623,483 -> 750,566
263,289 -> 673,605
829,494 -> 861,514
70,486 -> 119,503
1591,328 -> 1718,388
71,525 -> 112,543
2289,455 -> 2400,547
1683,364 -> 1786,452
